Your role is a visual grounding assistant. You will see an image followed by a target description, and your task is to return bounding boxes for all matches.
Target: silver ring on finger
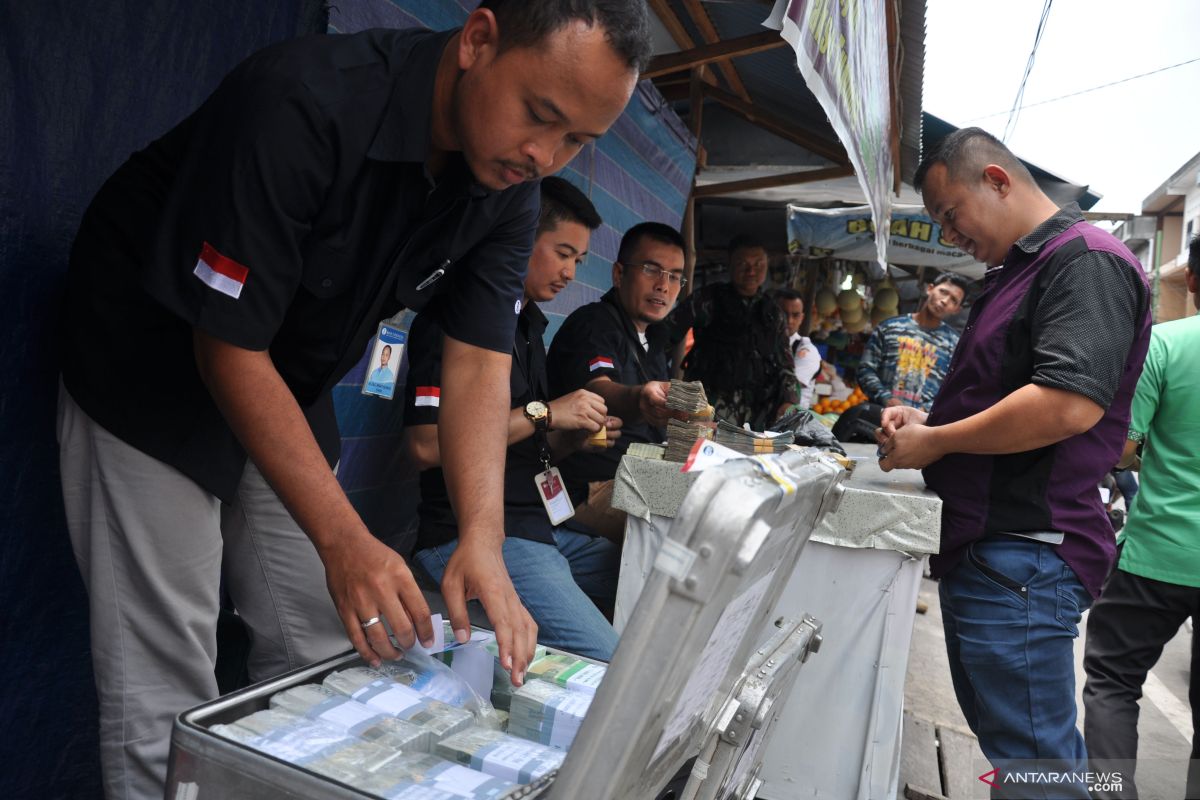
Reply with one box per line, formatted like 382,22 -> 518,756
360,616 -> 382,630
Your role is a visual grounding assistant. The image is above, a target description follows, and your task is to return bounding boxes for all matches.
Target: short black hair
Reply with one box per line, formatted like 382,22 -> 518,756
773,287 -> 803,303
727,233 -> 767,259
931,272 -> 972,293
1189,234 -> 1200,282
479,0 -> 653,74
538,176 -> 602,235
617,221 -> 685,264
914,127 -> 1035,192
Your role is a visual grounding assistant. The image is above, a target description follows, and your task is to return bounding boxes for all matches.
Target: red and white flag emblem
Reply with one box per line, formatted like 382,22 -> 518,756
414,386 -> 441,407
589,356 -> 615,372
193,242 -> 249,299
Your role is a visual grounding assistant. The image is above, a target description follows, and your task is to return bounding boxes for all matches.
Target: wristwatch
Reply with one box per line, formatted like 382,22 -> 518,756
524,400 -> 552,432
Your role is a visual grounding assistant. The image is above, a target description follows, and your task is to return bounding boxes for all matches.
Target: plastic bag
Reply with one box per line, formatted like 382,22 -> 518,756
769,408 -> 846,454
380,650 -> 503,730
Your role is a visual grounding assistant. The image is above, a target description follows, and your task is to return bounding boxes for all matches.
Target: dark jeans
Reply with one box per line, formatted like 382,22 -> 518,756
1083,567 -> 1200,799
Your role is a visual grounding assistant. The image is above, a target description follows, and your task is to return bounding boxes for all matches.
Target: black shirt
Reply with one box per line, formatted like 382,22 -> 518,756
405,300 -> 580,550
546,288 -> 670,485
62,28 -> 537,502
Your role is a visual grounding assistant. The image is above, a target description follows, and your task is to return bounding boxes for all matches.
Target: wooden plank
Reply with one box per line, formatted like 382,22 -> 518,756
643,31 -> 785,80
936,724 -> 988,799
900,711 -> 943,799
692,165 -> 855,199
681,0 -> 754,101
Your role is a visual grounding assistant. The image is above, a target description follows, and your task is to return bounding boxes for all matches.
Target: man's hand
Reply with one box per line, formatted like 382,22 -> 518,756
884,398 -> 904,408
548,389 -> 607,433
877,422 -> 944,471
320,530 -> 435,668
639,380 -> 672,426
582,416 -> 623,451
878,405 -> 929,441
440,539 -> 537,685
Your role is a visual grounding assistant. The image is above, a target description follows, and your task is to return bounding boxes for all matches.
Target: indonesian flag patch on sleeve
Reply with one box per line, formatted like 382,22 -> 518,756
414,386 -> 441,407
589,355 -> 615,372
193,242 -> 249,299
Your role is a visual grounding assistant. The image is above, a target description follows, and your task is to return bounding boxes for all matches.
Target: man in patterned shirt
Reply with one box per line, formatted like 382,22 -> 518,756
857,272 -> 968,411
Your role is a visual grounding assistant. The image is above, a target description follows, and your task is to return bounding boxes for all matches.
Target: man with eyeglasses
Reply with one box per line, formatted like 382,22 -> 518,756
547,222 -> 684,531
666,234 -> 798,430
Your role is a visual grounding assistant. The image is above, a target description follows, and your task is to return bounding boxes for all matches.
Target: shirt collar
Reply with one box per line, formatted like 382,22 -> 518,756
1013,202 -> 1084,255
367,28 -> 456,166
520,300 -> 548,332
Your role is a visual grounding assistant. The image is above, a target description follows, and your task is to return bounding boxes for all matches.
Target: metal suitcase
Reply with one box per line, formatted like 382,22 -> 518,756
166,449 -> 845,800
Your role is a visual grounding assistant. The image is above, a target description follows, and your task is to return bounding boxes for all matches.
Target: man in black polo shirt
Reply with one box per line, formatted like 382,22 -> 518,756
56,4 -> 650,798
878,128 -> 1150,794
547,223 -> 685,500
404,177 -> 622,661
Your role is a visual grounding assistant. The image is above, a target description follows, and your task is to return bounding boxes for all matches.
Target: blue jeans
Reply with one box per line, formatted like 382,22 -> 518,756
940,537 -> 1093,799
415,530 -> 620,661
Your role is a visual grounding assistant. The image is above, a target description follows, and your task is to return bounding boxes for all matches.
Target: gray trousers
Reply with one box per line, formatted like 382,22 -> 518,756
57,385 -> 347,800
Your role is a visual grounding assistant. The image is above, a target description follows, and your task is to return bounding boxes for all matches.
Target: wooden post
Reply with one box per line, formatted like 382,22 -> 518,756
673,67 -> 705,379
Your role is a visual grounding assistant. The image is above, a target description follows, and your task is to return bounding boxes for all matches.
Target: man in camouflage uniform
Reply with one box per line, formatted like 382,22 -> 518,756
666,235 -> 797,430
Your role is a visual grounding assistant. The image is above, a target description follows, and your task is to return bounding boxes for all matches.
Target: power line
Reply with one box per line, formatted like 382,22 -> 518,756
968,55 -> 1200,122
1002,0 -> 1054,142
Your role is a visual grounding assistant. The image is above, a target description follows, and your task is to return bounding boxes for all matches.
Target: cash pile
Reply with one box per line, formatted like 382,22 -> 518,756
270,683 -> 434,753
488,644 -> 548,711
665,379 -> 713,418
525,654 -> 606,695
506,679 -> 593,750
212,708 -> 406,783
713,419 -> 794,455
322,669 -> 473,744
358,751 -> 517,800
664,418 -> 714,462
436,727 -> 565,784
625,442 -> 665,460
378,659 -> 480,709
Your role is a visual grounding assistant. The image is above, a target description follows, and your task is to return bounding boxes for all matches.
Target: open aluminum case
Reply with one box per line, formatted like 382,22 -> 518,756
166,449 -> 845,800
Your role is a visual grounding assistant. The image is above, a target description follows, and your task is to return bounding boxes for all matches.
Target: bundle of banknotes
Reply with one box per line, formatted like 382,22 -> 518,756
320,668 -> 475,743
357,751 -> 517,799
524,654 -> 606,695
665,379 -> 713,418
270,683 -> 435,753
664,418 -> 716,462
436,726 -> 566,784
713,419 -> 794,455
506,679 -> 593,750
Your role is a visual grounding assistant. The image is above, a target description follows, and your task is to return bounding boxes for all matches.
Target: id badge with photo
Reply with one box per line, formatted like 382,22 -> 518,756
535,467 -> 575,525
362,321 -> 407,400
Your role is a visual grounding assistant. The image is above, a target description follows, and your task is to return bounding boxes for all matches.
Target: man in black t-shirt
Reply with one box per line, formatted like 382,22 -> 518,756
403,177 -> 621,660
56,5 -> 651,798
547,223 -> 685,497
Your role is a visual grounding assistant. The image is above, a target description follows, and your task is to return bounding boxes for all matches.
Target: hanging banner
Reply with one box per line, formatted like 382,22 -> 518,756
787,204 -> 983,275
765,0 -> 893,274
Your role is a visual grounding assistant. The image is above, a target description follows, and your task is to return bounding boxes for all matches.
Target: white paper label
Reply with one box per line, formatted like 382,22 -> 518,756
351,681 -> 426,717
431,763 -> 496,792
564,664 -> 606,693
481,740 -> 555,782
314,698 -> 376,731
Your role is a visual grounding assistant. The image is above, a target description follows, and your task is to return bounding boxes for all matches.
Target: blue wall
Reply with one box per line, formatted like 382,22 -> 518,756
0,2 -> 324,797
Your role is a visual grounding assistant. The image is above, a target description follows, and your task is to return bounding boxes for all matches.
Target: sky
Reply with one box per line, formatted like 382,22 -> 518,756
923,0 -> 1200,213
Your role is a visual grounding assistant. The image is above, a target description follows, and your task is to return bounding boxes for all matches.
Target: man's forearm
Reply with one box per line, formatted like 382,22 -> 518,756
586,377 -> 640,422
440,336 -> 511,546
193,331 -> 364,552
929,383 -> 1104,457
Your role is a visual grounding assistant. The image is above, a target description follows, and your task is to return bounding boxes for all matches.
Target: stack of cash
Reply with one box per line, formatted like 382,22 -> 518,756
323,668 -> 474,744
378,659 -> 479,709
524,654 -> 606,695
665,379 -> 713,418
625,442 -> 665,460
436,727 -> 565,784
488,644 -> 548,712
713,419 -> 794,455
358,751 -> 517,800
211,708 -> 405,783
506,679 -> 593,750
270,683 -> 433,753
664,418 -> 715,462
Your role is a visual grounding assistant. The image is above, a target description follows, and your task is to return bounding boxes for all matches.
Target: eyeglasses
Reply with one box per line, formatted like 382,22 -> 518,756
627,262 -> 688,288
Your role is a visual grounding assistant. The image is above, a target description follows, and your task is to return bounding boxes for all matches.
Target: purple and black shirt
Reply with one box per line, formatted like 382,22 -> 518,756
923,204 -> 1152,597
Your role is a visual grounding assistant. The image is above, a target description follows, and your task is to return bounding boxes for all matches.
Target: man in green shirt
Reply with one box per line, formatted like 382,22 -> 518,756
1082,234 -> 1200,798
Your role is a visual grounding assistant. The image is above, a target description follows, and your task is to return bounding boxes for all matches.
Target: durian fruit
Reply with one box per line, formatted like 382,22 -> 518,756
840,304 -> 863,324
871,304 -> 893,325
874,287 -> 899,311
843,316 -> 867,333
836,289 -> 860,310
815,289 -> 838,315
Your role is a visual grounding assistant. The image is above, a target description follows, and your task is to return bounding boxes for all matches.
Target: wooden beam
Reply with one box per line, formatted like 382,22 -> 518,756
680,0 -> 759,102
646,0 -> 720,91
692,165 -> 855,198
885,0 -> 902,195
702,83 -> 849,165
644,31 -> 787,80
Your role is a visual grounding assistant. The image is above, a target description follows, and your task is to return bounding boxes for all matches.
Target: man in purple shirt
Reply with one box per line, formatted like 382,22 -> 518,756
877,128 -> 1151,796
